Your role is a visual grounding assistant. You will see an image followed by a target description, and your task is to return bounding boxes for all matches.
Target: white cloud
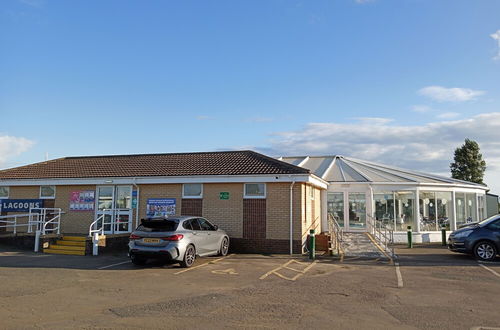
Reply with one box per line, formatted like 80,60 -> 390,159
491,30 -> 500,60
254,113 -> 500,194
351,117 -> 394,125
436,112 -> 460,119
418,86 -> 485,102
411,105 -> 433,113
0,135 -> 35,168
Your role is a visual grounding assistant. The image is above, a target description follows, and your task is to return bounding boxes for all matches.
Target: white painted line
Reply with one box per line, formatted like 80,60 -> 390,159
478,263 -> 500,279
174,254 -> 233,275
395,262 -> 404,288
98,260 -> 131,270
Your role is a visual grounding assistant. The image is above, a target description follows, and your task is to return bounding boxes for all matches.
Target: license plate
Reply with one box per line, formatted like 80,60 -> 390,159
143,238 -> 160,243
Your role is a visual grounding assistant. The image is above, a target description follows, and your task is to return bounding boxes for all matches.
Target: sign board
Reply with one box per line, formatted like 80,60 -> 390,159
146,198 -> 176,217
98,234 -> 106,247
69,191 -> 95,211
219,192 -> 230,200
0,199 -> 44,213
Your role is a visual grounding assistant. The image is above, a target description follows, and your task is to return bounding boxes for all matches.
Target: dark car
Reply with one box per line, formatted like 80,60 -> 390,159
448,215 -> 500,261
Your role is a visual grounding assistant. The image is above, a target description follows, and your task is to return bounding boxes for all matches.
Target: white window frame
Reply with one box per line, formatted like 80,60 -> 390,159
40,185 -> 56,199
310,185 -> 315,200
0,186 -> 9,199
182,183 -> 203,199
244,183 -> 266,199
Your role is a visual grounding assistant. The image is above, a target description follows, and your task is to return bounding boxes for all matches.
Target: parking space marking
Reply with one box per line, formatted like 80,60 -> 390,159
174,254 -> 233,275
211,268 -> 238,275
395,261 -> 404,288
259,259 -> 318,281
97,260 -> 131,270
478,263 -> 500,279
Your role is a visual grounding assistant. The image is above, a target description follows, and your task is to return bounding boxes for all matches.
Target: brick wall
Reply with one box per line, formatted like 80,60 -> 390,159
266,183 -> 303,241
243,199 -> 266,238
138,184 -> 183,220
54,185 -> 96,234
202,183 -> 243,238
181,199 -> 203,216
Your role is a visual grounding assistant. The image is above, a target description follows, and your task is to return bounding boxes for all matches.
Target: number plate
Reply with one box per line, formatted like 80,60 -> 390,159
143,238 -> 161,243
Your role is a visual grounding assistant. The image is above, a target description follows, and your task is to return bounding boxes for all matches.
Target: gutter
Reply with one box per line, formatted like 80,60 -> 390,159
290,179 -> 296,255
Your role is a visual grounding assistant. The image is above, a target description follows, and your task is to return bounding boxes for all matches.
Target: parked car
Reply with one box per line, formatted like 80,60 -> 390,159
448,215 -> 500,261
128,216 -> 230,267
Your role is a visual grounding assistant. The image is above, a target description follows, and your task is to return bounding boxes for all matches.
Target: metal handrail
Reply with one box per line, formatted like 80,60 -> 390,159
367,214 -> 395,257
327,213 -> 344,256
89,213 -> 105,237
0,213 -> 40,235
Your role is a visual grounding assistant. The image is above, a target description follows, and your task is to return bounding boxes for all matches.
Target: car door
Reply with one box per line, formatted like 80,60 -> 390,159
198,218 -> 221,254
486,219 -> 500,250
183,218 -> 206,255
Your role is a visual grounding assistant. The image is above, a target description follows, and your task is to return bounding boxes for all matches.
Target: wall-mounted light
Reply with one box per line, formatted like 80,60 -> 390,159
105,180 -> 113,183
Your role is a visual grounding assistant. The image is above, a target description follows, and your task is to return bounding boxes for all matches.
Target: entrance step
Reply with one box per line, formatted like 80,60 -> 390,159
43,235 -> 87,256
342,233 -> 385,259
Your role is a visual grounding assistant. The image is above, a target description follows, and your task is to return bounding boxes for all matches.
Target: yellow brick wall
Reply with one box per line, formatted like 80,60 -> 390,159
137,184 -> 183,220
202,183 -> 243,237
54,185 -> 96,234
266,183 -> 303,240
301,185 -> 323,242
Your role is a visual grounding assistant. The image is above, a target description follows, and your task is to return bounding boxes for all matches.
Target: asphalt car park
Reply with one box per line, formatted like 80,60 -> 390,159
0,244 -> 500,329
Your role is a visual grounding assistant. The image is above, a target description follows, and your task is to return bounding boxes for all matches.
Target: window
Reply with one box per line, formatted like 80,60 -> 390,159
486,219 -> 500,231
198,218 -> 216,231
189,218 -> 201,231
183,183 -> 203,198
137,219 -> 178,232
244,183 -> 266,198
40,186 -> 55,199
0,186 -> 9,199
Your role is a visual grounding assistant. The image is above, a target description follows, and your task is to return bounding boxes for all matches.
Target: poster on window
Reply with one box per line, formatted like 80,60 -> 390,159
70,191 -> 95,211
146,198 -> 176,217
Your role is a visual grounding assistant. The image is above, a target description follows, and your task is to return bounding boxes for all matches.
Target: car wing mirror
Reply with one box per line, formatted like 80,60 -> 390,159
214,225 -> 219,231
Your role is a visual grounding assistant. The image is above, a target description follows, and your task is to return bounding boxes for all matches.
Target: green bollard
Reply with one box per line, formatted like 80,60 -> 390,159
441,226 -> 447,246
407,225 -> 413,248
309,229 -> 316,260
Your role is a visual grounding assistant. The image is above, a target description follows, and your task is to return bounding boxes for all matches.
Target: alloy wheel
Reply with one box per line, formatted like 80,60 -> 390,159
221,238 -> 229,256
185,246 -> 195,266
477,243 -> 495,260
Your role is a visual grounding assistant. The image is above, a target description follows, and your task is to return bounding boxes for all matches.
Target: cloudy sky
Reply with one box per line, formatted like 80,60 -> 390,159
1,0 -> 500,192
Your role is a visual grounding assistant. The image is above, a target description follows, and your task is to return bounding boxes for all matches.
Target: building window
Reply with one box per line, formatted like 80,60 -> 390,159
0,186 -> 9,199
244,183 -> 266,199
183,183 -> 203,198
40,185 -> 56,199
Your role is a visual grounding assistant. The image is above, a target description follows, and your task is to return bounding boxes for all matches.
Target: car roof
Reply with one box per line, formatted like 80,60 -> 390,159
144,215 -> 201,222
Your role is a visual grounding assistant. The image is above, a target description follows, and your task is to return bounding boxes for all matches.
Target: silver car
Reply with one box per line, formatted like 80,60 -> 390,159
128,216 -> 230,268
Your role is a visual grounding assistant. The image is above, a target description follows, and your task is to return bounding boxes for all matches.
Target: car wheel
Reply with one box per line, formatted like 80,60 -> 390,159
474,241 -> 497,261
131,255 -> 146,266
180,245 -> 196,268
219,237 -> 229,256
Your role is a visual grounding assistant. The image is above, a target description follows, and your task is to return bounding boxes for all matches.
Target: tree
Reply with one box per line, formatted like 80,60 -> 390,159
450,138 -> 486,184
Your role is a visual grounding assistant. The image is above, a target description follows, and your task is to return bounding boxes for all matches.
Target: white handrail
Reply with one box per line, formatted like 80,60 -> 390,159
367,214 -> 395,257
327,213 -> 344,256
89,213 -> 105,237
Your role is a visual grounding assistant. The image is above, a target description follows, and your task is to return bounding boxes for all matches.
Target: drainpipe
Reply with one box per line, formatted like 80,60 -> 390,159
132,178 -> 140,229
290,179 -> 296,255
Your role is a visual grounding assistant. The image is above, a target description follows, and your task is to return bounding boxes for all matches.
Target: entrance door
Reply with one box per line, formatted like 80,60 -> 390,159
348,193 -> 366,231
328,192 -> 367,231
96,186 -> 133,234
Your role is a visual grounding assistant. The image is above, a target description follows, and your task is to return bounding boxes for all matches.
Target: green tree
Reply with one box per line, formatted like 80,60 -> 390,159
450,138 -> 486,184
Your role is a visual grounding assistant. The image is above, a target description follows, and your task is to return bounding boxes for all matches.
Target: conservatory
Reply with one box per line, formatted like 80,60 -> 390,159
280,155 -> 489,243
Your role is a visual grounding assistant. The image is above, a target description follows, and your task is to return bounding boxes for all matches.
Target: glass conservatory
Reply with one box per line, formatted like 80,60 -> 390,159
280,155 -> 489,243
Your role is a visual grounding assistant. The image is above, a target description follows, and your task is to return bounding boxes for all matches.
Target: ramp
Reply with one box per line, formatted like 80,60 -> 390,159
342,232 -> 386,259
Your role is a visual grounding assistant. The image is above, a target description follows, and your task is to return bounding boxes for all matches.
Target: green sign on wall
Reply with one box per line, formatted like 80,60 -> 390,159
219,192 -> 230,200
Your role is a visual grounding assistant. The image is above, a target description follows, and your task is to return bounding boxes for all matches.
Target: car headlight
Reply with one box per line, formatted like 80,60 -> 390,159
453,229 -> 473,238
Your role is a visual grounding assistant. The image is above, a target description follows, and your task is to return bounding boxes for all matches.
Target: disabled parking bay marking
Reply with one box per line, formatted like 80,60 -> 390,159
478,262 -> 500,279
211,268 -> 238,275
174,254 -> 234,275
259,259 -> 318,281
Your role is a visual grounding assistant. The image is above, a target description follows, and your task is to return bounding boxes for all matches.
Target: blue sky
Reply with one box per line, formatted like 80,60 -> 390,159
1,0 -> 500,191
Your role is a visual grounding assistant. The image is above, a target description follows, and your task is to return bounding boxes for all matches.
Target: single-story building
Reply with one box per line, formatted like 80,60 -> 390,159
0,151 -> 326,253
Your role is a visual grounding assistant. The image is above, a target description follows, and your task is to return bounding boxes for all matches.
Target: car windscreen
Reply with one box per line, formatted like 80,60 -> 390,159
478,215 -> 500,227
137,220 -> 179,232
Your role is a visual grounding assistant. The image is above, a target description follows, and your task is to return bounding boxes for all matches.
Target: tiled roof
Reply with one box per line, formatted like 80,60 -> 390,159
0,151 -> 310,180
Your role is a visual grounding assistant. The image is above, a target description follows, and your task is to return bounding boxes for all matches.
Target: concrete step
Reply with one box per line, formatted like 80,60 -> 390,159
49,244 -> 85,251
43,248 -> 85,256
62,236 -> 87,242
56,240 -> 86,247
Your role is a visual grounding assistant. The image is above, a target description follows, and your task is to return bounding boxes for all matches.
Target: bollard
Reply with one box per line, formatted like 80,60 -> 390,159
407,225 -> 413,248
441,226 -> 447,246
34,230 -> 41,252
309,229 -> 316,260
93,232 -> 99,256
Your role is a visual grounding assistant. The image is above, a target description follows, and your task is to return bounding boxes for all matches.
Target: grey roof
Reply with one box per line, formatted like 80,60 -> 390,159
279,155 -> 487,188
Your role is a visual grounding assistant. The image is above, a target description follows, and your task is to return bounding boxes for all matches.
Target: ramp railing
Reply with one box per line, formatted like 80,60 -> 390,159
327,213 -> 344,257
367,214 -> 395,257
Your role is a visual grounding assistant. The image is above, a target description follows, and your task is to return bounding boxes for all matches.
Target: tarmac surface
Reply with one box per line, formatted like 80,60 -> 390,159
0,244 -> 499,329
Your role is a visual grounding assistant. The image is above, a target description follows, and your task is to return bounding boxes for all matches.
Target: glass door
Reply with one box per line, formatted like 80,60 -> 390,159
348,193 -> 366,230
327,192 -> 345,228
95,186 -> 133,234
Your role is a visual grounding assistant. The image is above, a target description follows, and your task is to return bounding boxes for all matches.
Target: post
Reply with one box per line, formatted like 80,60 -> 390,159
441,226 -> 447,246
57,209 -> 61,234
14,216 -> 17,235
93,232 -> 99,256
34,230 -> 40,252
309,229 -> 315,260
407,225 -> 413,248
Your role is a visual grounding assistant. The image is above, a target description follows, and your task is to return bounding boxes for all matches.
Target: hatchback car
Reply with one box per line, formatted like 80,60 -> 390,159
448,215 -> 500,261
128,216 -> 230,267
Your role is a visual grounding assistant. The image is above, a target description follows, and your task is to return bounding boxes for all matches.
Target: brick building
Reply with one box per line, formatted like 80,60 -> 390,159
0,151 -> 326,253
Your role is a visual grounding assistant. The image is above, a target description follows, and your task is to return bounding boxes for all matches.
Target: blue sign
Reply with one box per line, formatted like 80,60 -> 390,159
0,199 -> 45,213
146,198 -> 176,217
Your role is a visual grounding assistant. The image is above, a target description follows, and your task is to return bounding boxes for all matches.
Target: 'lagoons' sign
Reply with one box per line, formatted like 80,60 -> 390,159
0,199 -> 45,213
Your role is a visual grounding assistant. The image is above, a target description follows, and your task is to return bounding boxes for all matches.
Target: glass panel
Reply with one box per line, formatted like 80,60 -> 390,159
419,191 -> 437,231
98,187 -> 114,210
115,214 -> 130,232
327,192 -> 344,227
436,192 -> 452,230
374,192 -> 395,229
349,193 -> 366,229
245,183 -> 265,197
115,186 -> 131,209
40,185 -> 55,198
456,192 -> 466,227
395,191 -> 415,231
184,183 -> 202,197
0,186 -> 9,198
478,194 -> 486,221
103,214 -> 112,232
466,193 -> 477,223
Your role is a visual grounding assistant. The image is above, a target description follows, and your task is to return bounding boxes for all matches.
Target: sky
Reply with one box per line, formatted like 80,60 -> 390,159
1,0 -> 500,192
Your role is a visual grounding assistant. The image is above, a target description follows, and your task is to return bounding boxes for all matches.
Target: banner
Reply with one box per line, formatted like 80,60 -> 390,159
146,198 -> 176,217
69,191 -> 95,211
0,199 -> 44,213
